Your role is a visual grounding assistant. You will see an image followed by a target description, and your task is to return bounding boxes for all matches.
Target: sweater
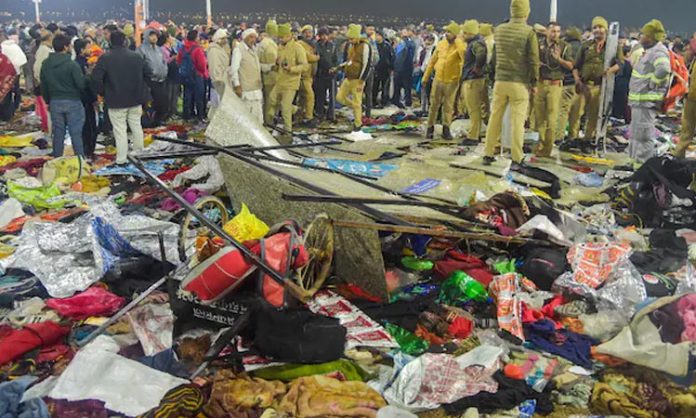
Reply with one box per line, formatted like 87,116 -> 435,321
423,38 -> 466,84
492,18 -> 539,85
177,40 -> 209,79
39,53 -> 85,104
33,44 -> 52,84
91,46 -> 152,109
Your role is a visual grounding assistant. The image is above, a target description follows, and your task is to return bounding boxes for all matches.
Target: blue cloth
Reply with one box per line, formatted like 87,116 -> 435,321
393,38 -> 415,74
92,216 -> 142,274
574,172 -> 604,187
0,376 -> 49,418
524,319 -> 598,369
137,349 -> 189,378
94,159 -> 175,177
302,158 -> 398,178
50,99 -> 85,158
401,179 -> 441,194
183,74 -> 206,121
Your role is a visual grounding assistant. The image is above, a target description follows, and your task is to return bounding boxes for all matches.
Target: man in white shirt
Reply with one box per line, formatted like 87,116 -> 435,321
231,29 -> 263,123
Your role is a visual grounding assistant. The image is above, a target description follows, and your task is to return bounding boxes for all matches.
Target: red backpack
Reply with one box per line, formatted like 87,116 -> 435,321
662,50 -> 689,113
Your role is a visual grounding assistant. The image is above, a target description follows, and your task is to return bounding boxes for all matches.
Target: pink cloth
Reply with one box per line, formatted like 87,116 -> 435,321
678,294 -> 696,342
177,40 -> 209,79
35,95 -> 49,132
46,287 -> 125,320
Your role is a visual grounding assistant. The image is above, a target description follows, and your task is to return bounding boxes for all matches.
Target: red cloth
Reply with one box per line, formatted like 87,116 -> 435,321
46,287 -> 125,320
434,250 -> 494,287
37,343 -> 72,363
35,95 -> 50,132
177,40 -> 209,79
0,52 -> 17,103
158,166 -> 191,181
0,322 -> 70,365
521,295 -> 565,329
448,317 -> 474,339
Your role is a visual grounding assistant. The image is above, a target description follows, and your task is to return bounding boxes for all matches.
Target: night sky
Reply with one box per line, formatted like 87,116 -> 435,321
7,0 -> 696,33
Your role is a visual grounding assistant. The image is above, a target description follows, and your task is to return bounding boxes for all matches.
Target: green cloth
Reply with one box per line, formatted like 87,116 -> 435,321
252,359 -> 367,382
385,323 -> 429,355
7,181 -> 72,209
492,18 -> 539,85
510,0 -> 531,18
642,19 -> 666,42
39,53 -> 86,103
277,23 -> 292,38
539,38 -> 570,81
266,20 -> 278,37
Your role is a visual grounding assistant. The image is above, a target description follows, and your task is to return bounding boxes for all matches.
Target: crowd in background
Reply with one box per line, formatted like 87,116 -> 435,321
1,6 -> 696,165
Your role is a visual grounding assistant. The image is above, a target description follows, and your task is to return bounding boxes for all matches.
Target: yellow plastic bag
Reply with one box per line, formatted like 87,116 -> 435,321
40,156 -> 91,185
223,203 -> 269,242
0,134 -> 33,148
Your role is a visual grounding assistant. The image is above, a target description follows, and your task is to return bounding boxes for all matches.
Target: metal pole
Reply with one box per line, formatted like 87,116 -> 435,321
33,0 -> 41,24
550,0 -> 558,22
134,0 -> 144,47
143,0 -> 150,21
206,0 -> 213,27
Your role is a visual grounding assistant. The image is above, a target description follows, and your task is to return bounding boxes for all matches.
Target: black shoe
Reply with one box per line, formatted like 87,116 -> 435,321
304,119 -> 318,128
483,156 -> 495,166
511,159 -> 526,171
426,127 -> 434,139
442,126 -> 453,140
580,142 -> 595,154
352,125 -> 363,132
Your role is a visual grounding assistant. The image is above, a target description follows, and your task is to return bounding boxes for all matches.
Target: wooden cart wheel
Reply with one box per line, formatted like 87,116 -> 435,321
178,196 -> 230,262
296,213 -> 335,300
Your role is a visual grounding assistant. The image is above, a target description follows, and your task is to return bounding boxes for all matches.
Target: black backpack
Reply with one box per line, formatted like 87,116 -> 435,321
518,244 -> 568,291
254,306 -> 346,364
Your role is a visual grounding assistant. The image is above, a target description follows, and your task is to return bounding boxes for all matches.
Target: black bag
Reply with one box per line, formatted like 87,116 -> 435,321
518,245 -> 568,291
254,306 -> 346,364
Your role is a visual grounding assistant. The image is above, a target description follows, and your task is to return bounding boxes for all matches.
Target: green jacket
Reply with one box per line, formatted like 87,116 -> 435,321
575,40 -> 624,83
491,18 -> 539,85
39,52 -> 85,104
539,38 -> 569,81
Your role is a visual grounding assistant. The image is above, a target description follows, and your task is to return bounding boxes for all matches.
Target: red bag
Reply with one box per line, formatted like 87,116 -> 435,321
182,246 -> 256,303
662,51 -> 689,113
46,287 -> 125,320
258,221 -> 309,308
434,250 -> 494,286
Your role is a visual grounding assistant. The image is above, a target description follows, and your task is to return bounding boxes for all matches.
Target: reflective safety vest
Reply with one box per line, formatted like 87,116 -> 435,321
628,42 -> 671,108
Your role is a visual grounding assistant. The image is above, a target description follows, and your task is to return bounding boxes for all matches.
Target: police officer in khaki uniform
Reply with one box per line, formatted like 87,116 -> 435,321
266,23 -> 309,143
483,0 -> 540,165
533,22 -> 574,157
460,20 -> 488,141
259,20 -> 279,124
336,24 -> 370,131
675,62 -> 696,157
570,16 -> 623,142
556,26 -> 583,141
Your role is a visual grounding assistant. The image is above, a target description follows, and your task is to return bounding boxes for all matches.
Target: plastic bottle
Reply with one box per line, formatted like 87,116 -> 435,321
449,271 -> 491,303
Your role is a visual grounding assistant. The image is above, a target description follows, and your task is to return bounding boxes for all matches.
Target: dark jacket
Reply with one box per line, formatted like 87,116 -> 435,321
91,46 -> 152,109
315,40 -> 336,78
394,37 -> 415,75
375,40 -> 394,75
462,35 -> 487,81
39,52 -> 85,104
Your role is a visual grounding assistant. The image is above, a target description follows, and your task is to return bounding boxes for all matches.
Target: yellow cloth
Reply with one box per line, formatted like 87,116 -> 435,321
277,23 -> 292,38
592,16 -> 609,30
534,81 -> 563,156
347,24 -> 361,39
642,19 -> 667,42
275,39 -> 308,90
298,77 -> 314,119
123,23 -> 134,37
675,97 -> 696,158
267,86 -> 297,134
0,155 -> 17,167
463,78 -> 487,139
485,81 -> 530,163
266,20 -> 278,37
556,85 -> 576,140
337,79 -> 365,129
279,376 -> 386,418
480,23 -> 493,37
0,135 -> 33,148
444,21 -> 461,35
423,38 -> 466,83
80,175 -> 111,193
461,20 -> 479,36
427,79 -> 459,128
510,0 -> 531,18
569,84 -> 601,140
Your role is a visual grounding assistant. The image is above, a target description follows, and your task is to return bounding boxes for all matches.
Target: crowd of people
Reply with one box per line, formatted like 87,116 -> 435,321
0,0 -> 695,164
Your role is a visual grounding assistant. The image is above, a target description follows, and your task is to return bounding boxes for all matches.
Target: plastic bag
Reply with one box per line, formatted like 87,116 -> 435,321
0,134 -> 33,147
385,323 -> 429,356
127,303 -> 174,356
7,181 -> 72,209
40,156 -> 91,185
222,203 -> 269,242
